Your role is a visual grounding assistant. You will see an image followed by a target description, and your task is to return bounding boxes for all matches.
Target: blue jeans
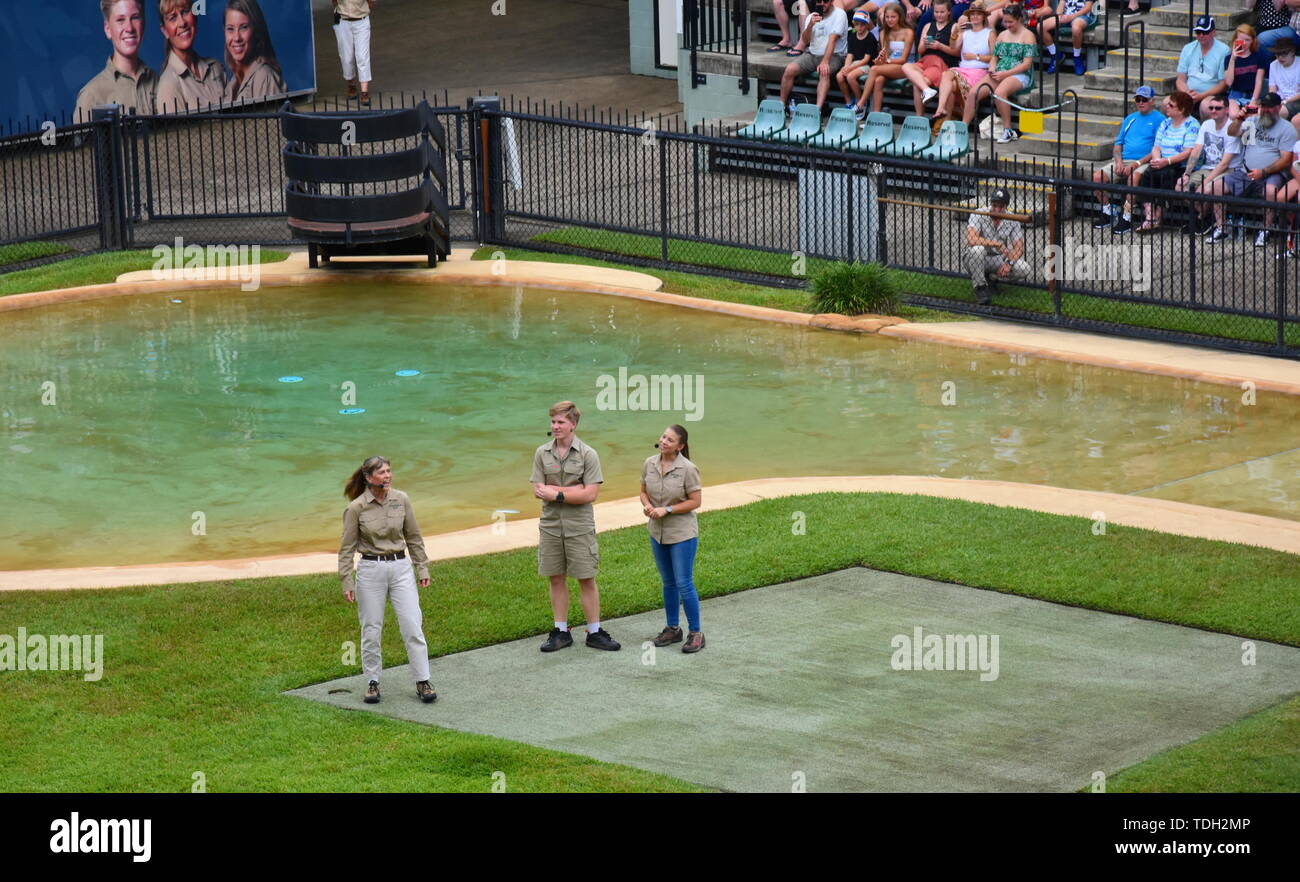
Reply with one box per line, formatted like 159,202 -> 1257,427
650,536 -> 700,632
1259,26 -> 1300,52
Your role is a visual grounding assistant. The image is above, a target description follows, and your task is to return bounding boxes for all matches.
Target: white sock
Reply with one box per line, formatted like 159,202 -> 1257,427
587,622 -> 601,634
1122,211 -> 1132,221
1073,48 -> 1081,58
1103,204 -> 1114,216
554,621 -> 567,632
1047,45 -> 1057,56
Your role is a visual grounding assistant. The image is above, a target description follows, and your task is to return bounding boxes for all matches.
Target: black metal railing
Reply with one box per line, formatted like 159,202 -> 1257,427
1123,18 -> 1147,96
683,0 -> 751,92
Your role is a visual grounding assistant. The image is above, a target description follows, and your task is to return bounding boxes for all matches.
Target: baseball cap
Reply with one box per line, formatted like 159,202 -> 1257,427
852,10 -> 871,23
1269,37 -> 1295,54
990,187 -> 1011,205
1192,15 -> 1215,33
1133,85 -> 1155,100
1259,92 -> 1282,107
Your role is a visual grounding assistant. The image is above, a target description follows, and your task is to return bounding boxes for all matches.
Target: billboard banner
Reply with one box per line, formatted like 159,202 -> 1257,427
0,0 -> 316,127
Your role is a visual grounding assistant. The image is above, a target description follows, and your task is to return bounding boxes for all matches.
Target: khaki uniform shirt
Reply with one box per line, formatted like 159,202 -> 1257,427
156,52 -> 227,113
530,436 -> 603,537
228,57 -> 287,105
967,211 -> 1024,254
641,454 -> 702,544
74,58 -> 157,121
338,487 -> 430,592
335,0 -> 372,19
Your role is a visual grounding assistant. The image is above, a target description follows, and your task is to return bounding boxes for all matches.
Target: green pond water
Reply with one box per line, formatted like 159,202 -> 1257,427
2,282 -> 1298,572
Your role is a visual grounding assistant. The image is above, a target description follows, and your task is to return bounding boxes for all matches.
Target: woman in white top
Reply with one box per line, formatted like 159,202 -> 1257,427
858,3 -> 915,113
932,1 -> 992,128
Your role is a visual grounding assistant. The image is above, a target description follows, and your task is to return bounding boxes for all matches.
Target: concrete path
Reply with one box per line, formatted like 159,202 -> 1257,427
287,567 -> 1300,793
5,476 -> 1298,591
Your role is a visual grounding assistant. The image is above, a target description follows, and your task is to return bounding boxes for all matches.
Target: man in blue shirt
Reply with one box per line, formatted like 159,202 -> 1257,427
1091,85 -> 1167,234
1177,16 -> 1231,117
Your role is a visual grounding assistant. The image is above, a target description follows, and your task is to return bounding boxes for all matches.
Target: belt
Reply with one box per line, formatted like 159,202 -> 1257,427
361,551 -> 406,561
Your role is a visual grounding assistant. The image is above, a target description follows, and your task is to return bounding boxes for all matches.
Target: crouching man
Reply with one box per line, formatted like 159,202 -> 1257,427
965,187 -> 1030,304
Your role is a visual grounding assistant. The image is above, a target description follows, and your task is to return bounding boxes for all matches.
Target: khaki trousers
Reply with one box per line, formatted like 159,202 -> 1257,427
356,557 -> 429,683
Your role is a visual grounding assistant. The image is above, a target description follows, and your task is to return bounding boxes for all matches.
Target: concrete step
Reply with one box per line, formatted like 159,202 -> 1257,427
1031,111 -> 1124,139
1009,129 -> 1113,159
1085,66 -> 1178,92
1121,25 -> 1209,51
988,151 -> 1103,178
1103,47 -> 1182,74
1144,4 -> 1252,30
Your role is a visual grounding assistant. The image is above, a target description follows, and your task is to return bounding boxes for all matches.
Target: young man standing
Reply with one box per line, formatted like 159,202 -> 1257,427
531,401 -> 620,652
75,0 -> 158,121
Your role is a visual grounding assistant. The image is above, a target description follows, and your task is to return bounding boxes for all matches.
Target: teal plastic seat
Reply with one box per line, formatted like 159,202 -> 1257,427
918,120 -> 970,161
880,115 -> 932,157
807,107 -> 859,148
736,99 -> 787,140
844,111 -> 895,152
769,103 -> 823,143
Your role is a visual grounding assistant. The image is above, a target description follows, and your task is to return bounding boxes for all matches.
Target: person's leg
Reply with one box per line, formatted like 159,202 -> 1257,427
1258,27 -> 1300,53
335,16 -> 356,93
1209,176 -> 1226,231
996,77 -> 1018,130
772,0 -> 794,47
781,63 -> 799,105
649,536 -> 681,627
577,578 -> 602,628
961,74 -> 987,125
356,559 -> 386,684
934,68 -> 956,119
1040,15 -> 1058,52
966,245 -> 990,288
387,560 -> 430,684
1092,166 -> 1108,208
354,17 -> 372,97
836,66 -> 853,105
669,538 -> 702,633
548,574 -> 569,623
902,63 -> 927,114
817,58 -> 842,108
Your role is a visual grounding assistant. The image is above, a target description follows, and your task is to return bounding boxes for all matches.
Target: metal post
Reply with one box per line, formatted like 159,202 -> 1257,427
659,136 -> 669,265
91,104 -> 126,250
469,96 -> 502,244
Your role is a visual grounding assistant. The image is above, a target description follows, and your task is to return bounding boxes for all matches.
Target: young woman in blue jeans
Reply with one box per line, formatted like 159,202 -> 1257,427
641,425 -> 705,653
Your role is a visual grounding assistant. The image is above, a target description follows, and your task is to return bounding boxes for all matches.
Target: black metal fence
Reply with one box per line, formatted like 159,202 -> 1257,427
1,93 -> 1297,359
477,108 -> 1299,359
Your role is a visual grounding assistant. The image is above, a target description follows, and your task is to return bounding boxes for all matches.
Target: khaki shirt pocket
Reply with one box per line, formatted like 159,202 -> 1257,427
358,506 -> 388,539
561,460 -> 585,485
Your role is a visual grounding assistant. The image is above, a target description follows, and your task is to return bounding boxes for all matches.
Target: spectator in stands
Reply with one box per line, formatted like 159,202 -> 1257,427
1277,154 -> 1300,256
901,0 -> 958,115
779,0 -> 849,113
914,0 -> 971,35
1224,92 -> 1299,246
1224,25 -> 1269,113
1267,38 -> 1300,118
156,0 -> 226,114
770,0 -> 809,53
1256,0 -> 1300,53
965,187 -> 1029,305
74,0 -> 158,122
1139,91 -> 1200,231
1039,0 -> 1096,77
224,0 -> 285,104
1092,85 -> 1166,234
859,3 -> 915,114
961,4 -> 1037,144
837,10 -> 880,114
931,2 -> 993,132
1176,16 -> 1230,118
1178,96 -> 1242,238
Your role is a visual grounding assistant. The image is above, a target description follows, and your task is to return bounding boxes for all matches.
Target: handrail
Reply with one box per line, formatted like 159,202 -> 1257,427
1123,19 -> 1146,98
1057,89 -> 1080,172
682,0 -> 751,93
1187,0 -> 1211,44
971,81 -> 998,163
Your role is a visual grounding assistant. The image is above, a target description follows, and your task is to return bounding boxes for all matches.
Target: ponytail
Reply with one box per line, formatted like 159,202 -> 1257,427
344,455 -> 389,500
668,424 -> 691,461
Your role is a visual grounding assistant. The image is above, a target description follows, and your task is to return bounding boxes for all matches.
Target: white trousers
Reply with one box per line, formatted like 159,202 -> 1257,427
355,557 -> 429,683
334,16 -> 372,84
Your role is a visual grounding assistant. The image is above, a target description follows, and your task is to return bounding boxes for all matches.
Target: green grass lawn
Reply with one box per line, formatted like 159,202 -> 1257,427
0,240 -> 73,268
510,227 -> 1300,346
2,493 -> 1296,793
0,248 -> 291,298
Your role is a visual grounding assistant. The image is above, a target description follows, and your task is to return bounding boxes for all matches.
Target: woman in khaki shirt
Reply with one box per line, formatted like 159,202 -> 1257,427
156,0 -> 227,113
223,0 -> 286,104
338,456 -> 436,705
641,425 -> 705,653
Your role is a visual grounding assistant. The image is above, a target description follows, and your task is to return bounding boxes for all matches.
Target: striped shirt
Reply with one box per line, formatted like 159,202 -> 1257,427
1153,117 -> 1199,161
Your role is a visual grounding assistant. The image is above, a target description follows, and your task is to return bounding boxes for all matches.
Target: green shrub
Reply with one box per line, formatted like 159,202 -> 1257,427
809,261 -> 901,315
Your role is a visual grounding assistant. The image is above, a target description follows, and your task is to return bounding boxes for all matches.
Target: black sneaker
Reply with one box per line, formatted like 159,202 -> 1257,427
1206,226 -> 1228,244
585,628 -> 622,651
1091,211 -> 1113,229
1112,216 -> 1133,235
364,680 -> 380,704
540,628 -> 574,652
416,680 -> 437,703
1198,214 -> 1217,236
974,285 -> 992,305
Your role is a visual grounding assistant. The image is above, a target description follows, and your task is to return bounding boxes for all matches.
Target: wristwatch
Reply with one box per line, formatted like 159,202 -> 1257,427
555,491 -> 565,504
666,505 -> 674,514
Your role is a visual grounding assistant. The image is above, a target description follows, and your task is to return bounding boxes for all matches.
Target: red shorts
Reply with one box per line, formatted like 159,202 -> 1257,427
918,55 -> 948,87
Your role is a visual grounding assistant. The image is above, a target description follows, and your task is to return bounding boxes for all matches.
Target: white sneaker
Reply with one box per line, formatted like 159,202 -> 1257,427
996,128 -> 1020,144
1254,230 -> 1267,247
922,87 -> 938,104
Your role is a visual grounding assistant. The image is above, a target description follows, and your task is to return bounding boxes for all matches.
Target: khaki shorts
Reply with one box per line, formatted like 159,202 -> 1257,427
1095,160 -> 1149,185
1183,167 -> 1219,191
538,530 -> 599,579
792,51 -> 845,78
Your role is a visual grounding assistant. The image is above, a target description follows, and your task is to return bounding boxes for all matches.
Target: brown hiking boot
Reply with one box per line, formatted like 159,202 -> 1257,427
652,626 -> 683,647
346,80 -> 358,99
682,631 -> 706,654
415,680 -> 437,703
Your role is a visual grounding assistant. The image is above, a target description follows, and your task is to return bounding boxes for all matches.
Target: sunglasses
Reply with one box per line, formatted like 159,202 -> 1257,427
1134,96 -> 1152,103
